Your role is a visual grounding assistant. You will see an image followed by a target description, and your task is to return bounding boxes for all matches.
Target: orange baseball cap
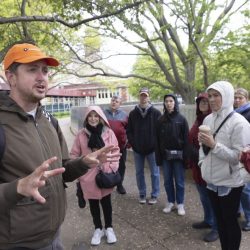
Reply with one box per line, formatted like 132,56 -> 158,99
3,43 -> 60,70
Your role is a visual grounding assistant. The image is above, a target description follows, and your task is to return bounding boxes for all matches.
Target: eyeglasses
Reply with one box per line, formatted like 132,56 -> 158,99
200,100 -> 208,104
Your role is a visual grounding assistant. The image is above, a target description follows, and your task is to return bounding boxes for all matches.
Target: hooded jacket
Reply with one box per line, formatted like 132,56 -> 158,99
188,93 -> 211,185
155,94 -> 189,166
200,81 -> 250,187
70,106 -> 119,200
0,92 -> 89,249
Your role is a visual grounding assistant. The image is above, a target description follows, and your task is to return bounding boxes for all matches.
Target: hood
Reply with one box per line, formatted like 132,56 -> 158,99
196,92 -> 211,116
207,81 -> 234,114
0,92 -> 37,120
163,93 -> 179,113
83,105 -> 110,128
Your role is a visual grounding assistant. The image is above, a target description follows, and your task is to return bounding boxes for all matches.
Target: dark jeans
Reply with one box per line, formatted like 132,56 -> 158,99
208,186 -> 243,250
196,184 -> 217,231
241,183 -> 250,224
118,148 -> 127,185
89,194 -> 112,229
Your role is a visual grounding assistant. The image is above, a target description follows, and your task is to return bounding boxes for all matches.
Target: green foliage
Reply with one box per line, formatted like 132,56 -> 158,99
53,111 -> 70,118
128,52 -> 173,101
84,27 -> 102,55
96,0 -> 250,103
208,28 -> 250,89
0,0 -> 249,105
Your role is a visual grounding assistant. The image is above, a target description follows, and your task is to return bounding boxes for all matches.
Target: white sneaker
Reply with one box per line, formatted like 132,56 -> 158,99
91,228 -> 104,245
139,196 -> 146,204
148,197 -> 157,205
105,227 -> 117,244
177,204 -> 185,216
163,202 -> 174,213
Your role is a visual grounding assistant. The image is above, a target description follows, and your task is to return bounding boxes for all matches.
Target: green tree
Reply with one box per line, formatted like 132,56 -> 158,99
208,28 -> 250,89
94,0 -> 249,103
0,0 -> 249,104
0,0 -> 144,61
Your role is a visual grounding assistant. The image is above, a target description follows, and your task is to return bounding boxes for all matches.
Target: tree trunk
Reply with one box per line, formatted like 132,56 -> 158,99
176,59 -> 197,104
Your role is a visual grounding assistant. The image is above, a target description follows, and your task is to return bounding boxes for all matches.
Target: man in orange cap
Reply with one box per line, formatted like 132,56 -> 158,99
0,43 -> 120,250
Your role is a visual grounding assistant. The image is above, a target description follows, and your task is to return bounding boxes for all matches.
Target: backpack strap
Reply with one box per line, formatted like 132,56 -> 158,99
41,107 -> 59,131
0,125 -> 6,160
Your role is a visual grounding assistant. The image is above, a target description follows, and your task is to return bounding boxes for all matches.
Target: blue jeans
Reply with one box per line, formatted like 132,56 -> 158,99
241,183 -> 250,225
133,151 -> 160,198
196,184 -> 217,231
162,159 -> 185,204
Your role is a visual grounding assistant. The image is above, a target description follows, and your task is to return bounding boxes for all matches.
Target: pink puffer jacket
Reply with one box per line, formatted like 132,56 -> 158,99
70,106 -> 119,199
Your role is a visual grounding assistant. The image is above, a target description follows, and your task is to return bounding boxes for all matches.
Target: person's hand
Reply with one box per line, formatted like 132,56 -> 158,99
198,132 -> 216,149
17,157 -> 65,204
240,146 -> 250,174
82,145 -> 121,165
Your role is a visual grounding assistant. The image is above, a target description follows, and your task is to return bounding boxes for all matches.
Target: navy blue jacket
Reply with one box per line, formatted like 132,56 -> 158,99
127,105 -> 161,155
235,103 -> 250,123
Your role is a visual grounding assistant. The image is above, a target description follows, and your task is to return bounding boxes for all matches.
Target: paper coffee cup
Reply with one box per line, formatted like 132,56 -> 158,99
199,125 -> 211,135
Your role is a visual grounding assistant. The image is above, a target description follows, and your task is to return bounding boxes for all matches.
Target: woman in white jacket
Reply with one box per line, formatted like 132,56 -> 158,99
198,81 -> 250,250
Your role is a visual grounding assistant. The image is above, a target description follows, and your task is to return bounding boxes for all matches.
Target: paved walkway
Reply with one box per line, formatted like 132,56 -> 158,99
59,118 -> 250,250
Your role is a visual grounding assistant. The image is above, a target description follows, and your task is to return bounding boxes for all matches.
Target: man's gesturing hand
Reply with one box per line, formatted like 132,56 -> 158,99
82,145 -> 121,165
17,157 -> 65,204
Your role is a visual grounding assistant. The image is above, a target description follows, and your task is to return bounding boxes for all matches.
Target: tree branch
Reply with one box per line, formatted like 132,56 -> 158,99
20,0 -> 30,39
59,69 -> 171,90
0,1 -> 147,28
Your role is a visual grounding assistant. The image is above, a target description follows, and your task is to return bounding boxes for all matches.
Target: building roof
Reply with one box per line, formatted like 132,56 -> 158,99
47,86 -> 96,97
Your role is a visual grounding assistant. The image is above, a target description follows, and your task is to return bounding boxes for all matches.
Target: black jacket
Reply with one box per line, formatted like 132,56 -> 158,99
239,107 -> 250,123
155,94 -> 189,165
127,105 -> 161,155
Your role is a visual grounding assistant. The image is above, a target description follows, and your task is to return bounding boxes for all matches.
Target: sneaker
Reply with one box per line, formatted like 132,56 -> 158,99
139,195 -> 146,204
192,221 -> 211,229
242,221 -> 250,231
163,202 -> 174,213
148,197 -> 157,205
177,204 -> 185,216
105,227 -> 117,244
203,230 -> 219,242
117,185 -> 126,194
91,228 -> 104,246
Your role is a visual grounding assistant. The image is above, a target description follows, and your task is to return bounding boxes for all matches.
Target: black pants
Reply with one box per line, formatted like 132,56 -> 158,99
208,186 -> 243,250
118,148 -> 127,185
89,194 -> 112,229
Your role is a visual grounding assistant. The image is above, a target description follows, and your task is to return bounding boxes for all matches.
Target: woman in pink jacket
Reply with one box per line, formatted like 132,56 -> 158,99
70,106 -> 120,246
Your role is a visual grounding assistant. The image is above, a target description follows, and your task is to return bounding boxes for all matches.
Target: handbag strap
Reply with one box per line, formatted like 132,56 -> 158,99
213,111 -> 235,138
